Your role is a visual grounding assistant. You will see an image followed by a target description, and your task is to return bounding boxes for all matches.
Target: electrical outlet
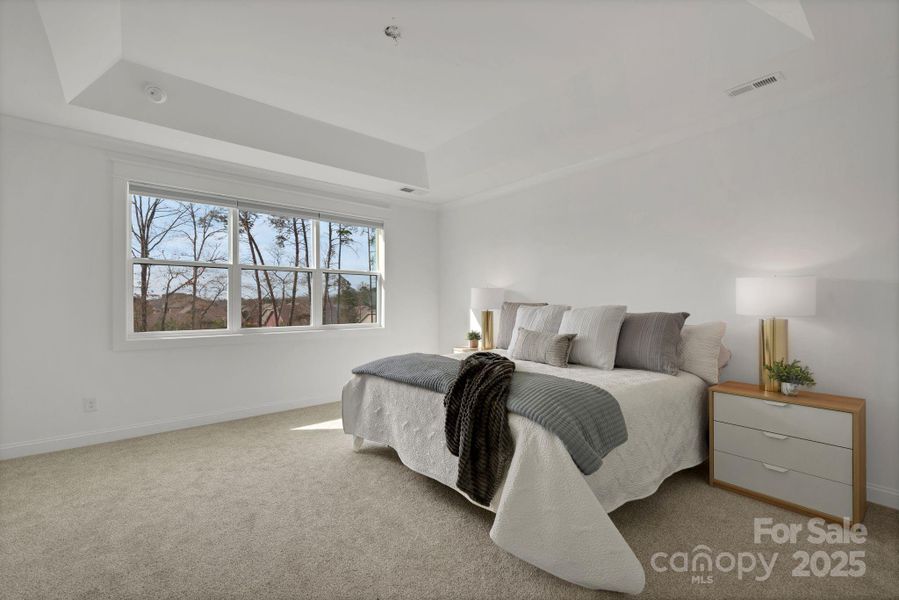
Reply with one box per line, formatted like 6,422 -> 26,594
82,397 -> 99,412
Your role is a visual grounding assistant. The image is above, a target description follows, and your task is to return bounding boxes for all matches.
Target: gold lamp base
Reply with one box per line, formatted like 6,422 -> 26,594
759,318 -> 788,392
480,310 -> 495,350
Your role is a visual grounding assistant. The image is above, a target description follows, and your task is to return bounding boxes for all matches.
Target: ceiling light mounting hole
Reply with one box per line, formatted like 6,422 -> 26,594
384,25 -> 401,45
144,84 -> 167,104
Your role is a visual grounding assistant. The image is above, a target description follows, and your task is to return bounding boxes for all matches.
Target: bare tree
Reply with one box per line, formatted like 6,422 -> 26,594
158,266 -> 192,330
130,195 -> 188,331
322,222 -> 336,321
367,228 -> 377,322
180,203 -> 227,328
239,211 -> 281,326
321,223 -> 360,323
195,273 -> 228,326
271,216 -> 312,325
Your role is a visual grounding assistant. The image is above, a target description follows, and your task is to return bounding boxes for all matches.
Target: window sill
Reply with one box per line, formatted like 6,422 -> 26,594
114,324 -> 385,351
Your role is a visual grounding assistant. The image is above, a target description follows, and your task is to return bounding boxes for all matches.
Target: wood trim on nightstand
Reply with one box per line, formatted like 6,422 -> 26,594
710,381 -> 865,414
853,402 -> 866,521
709,381 -> 867,524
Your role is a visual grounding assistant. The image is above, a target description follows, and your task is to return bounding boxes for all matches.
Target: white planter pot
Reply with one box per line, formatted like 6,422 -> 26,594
780,382 -> 799,396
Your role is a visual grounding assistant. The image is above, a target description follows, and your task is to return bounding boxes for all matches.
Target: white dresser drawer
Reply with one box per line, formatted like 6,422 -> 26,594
714,451 -> 853,519
714,421 -> 852,485
714,392 -> 852,448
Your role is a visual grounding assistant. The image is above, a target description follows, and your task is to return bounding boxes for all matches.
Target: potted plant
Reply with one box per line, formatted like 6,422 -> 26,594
466,330 -> 481,349
764,359 -> 816,396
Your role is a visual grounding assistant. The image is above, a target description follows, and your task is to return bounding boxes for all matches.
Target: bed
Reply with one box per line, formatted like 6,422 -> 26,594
341,350 -> 708,594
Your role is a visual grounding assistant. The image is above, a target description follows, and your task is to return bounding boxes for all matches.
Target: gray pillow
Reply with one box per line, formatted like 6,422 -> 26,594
615,312 -> 690,375
509,328 -> 576,368
496,301 -> 547,349
558,306 -> 627,370
507,304 -> 571,355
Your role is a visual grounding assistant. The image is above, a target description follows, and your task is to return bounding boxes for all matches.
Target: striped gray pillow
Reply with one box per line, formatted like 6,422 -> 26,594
615,312 -> 690,375
509,328 -> 576,368
558,305 -> 627,370
496,301 -> 548,349
507,304 -> 571,354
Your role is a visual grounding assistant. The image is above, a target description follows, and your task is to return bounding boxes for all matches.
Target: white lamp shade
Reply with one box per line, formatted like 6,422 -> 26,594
470,287 -> 505,311
736,276 -> 816,317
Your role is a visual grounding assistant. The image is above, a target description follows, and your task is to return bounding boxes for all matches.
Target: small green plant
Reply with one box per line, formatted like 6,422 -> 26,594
466,330 -> 482,341
764,359 -> 816,387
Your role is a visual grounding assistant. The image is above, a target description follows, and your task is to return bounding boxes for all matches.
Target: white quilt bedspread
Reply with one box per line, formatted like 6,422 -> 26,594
341,353 -> 708,594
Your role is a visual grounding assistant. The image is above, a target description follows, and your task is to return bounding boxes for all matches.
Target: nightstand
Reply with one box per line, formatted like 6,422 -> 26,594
452,346 -> 479,355
709,381 -> 866,524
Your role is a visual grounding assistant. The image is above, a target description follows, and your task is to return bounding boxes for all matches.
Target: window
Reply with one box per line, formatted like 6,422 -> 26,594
320,221 -> 380,325
238,209 -> 314,328
128,184 -> 383,338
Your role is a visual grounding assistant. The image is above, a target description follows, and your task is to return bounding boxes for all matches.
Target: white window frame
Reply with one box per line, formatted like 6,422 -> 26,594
112,160 -> 386,350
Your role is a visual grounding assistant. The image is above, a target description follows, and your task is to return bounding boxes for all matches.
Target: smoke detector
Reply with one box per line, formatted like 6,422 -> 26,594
144,84 -> 167,104
726,72 -> 784,98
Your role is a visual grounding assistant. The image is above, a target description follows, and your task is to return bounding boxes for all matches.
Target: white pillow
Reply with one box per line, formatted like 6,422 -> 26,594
558,306 -> 627,370
507,304 -> 570,355
678,322 -> 727,384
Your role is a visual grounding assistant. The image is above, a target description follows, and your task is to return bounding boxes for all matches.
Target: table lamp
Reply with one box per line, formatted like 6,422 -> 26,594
470,287 -> 505,350
736,276 -> 816,392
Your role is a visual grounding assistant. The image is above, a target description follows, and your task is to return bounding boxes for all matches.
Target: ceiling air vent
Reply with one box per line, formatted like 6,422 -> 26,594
726,72 -> 784,98
398,186 -> 428,196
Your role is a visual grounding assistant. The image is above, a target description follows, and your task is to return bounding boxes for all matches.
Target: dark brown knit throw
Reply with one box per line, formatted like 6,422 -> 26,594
443,352 -> 516,506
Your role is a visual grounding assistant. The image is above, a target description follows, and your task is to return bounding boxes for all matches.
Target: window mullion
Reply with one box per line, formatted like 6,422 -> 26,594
311,219 -> 323,327
378,227 -> 385,326
228,207 -> 241,332
237,264 -> 313,273
132,257 -> 225,269
321,269 -> 379,277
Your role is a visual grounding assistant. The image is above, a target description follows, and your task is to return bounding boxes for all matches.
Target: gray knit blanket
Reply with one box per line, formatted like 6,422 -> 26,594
443,352 -> 516,504
352,352 -> 628,481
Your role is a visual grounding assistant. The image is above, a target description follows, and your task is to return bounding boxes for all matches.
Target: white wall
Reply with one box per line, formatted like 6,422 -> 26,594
0,120 -> 439,457
1,68 -> 897,511
438,77 -> 899,507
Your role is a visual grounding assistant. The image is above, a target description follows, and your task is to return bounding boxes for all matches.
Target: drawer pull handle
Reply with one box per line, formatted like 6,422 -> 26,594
763,462 -> 790,473
762,431 -> 788,440
763,400 -> 788,407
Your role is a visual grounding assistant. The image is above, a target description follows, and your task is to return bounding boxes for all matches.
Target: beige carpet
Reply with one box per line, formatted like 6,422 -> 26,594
1,403 -> 897,600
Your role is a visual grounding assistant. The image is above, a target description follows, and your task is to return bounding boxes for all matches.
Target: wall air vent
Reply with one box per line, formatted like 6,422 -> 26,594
399,187 -> 415,193
726,72 -> 784,98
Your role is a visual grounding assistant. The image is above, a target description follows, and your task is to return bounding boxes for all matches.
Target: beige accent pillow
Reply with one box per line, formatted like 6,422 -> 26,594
678,322 -> 727,384
718,343 -> 732,369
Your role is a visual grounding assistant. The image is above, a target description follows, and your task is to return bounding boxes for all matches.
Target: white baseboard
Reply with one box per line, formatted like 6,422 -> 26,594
867,482 -> 899,511
0,397 -> 332,460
